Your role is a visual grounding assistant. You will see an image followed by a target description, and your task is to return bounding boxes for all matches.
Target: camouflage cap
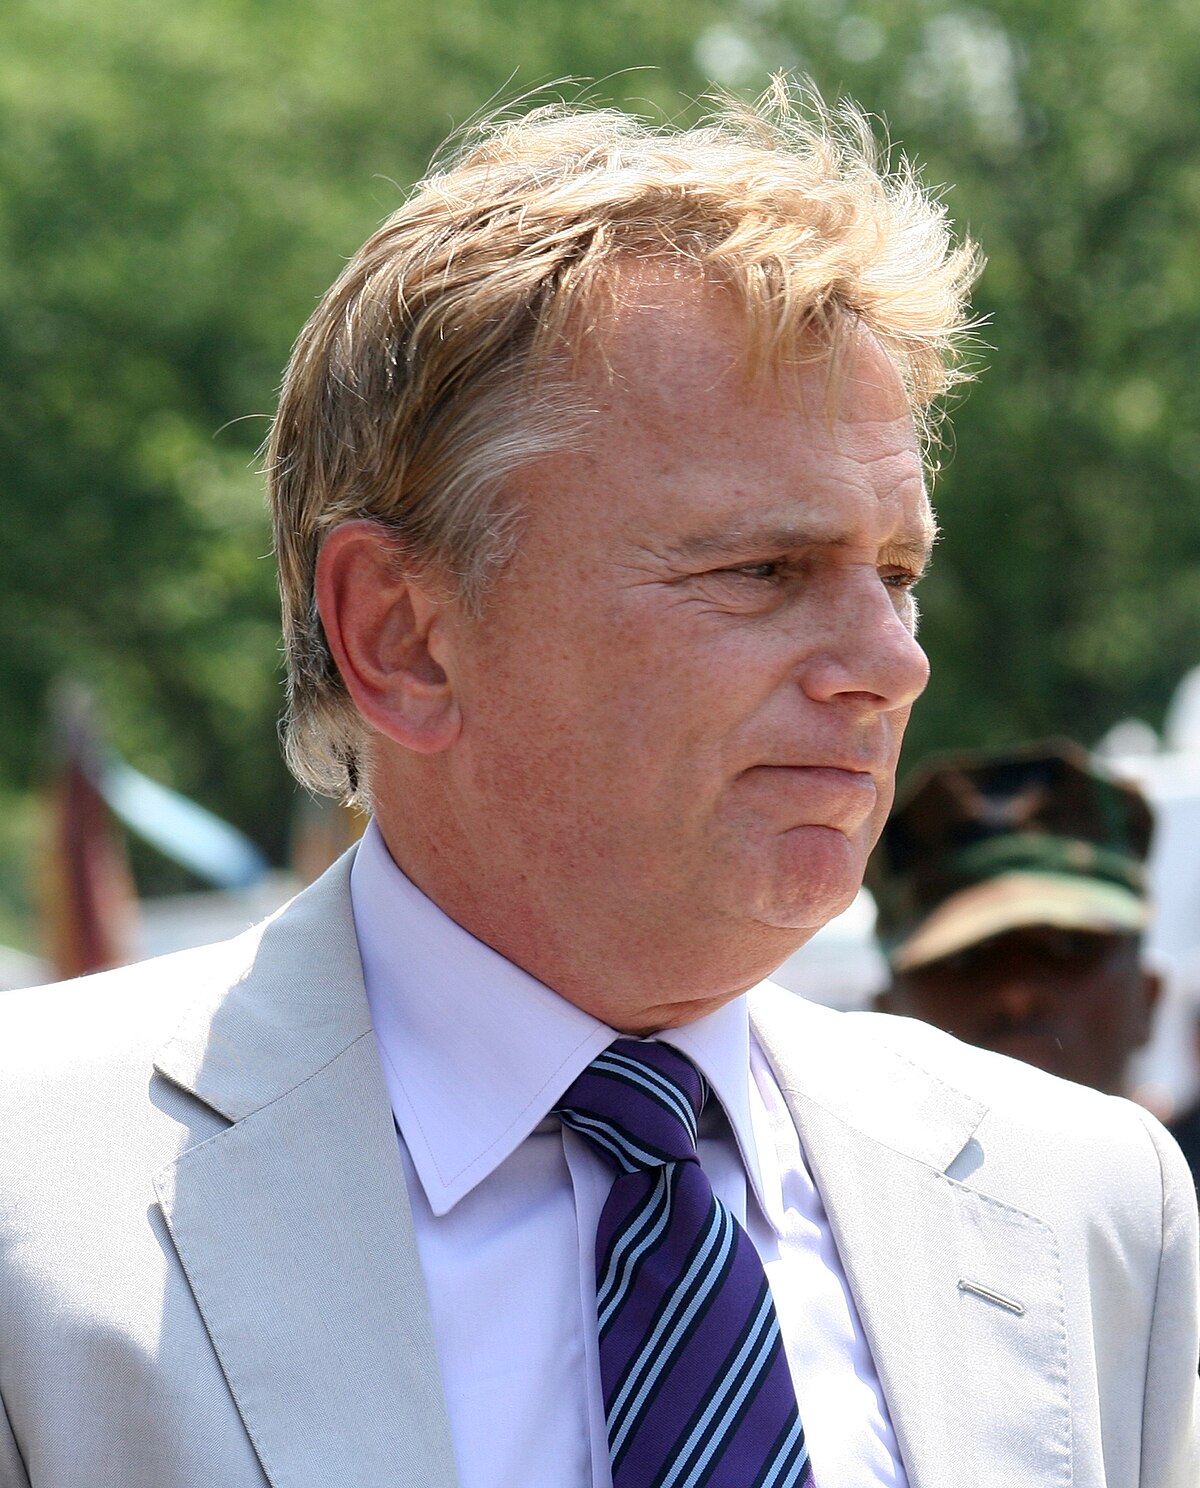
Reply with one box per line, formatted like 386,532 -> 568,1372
866,739 -> 1153,973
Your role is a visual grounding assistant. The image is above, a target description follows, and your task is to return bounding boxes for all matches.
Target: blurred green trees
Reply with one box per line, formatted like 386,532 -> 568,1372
3,0 -> 1200,930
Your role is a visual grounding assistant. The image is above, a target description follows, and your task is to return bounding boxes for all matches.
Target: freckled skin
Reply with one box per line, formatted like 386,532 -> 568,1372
372,274 -> 933,1032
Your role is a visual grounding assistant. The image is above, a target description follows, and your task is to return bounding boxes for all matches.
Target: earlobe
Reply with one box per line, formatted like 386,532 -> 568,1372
315,519 -> 461,755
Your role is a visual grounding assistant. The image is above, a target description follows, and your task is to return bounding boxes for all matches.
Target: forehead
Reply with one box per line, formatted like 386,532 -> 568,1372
585,266 -> 908,425
557,270 -> 931,548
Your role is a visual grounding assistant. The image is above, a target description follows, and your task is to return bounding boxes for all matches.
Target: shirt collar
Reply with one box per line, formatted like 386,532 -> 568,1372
351,819 -> 765,1215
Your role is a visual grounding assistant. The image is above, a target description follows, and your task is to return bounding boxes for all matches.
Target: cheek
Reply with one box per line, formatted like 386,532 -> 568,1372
920,991 -> 981,1034
868,762 -> 900,830
882,702 -> 916,758
597,613 -> 768,753
1084,981 -> 1141,1038
457,638 -> 681,825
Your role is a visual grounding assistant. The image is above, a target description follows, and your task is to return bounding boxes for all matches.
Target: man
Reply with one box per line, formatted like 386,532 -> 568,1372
868,740 -> 1161,1096
1,88 -> 1196,1488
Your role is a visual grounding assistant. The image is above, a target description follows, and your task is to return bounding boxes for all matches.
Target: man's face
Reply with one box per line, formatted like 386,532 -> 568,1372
430,276 -> 932,1025
884,927 -> 1157,1094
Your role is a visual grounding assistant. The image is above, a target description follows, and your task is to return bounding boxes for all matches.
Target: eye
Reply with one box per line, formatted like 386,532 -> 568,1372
728,560 -> 783,581
710,556 -> 797,584
880,567 -> 923,592
688,557 -> 795,612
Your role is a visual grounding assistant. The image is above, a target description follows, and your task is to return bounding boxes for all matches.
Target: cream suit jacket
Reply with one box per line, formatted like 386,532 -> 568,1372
1,851 -> 1197,1487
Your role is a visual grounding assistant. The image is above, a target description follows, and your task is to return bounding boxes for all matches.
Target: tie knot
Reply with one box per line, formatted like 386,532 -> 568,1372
555,1039 -> 708,1173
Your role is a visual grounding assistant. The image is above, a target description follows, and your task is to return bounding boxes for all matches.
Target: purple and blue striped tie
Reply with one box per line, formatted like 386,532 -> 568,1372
556,1039 -> 812,1488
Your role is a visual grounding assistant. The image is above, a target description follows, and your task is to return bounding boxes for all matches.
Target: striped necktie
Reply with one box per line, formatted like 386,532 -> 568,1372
555,1039 -> 812,1488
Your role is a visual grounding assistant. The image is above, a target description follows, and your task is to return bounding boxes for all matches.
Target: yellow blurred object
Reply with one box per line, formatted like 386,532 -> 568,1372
290,794 -> 368,885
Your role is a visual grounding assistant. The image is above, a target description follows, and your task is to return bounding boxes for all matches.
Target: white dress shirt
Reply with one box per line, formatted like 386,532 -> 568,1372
351,820 -> 908,1488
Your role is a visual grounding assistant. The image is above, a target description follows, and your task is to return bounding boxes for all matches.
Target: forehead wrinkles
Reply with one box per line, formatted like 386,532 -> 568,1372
583,277 -> 918,452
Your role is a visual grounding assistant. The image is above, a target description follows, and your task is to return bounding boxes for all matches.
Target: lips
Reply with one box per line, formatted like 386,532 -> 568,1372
739,764 -> 880,831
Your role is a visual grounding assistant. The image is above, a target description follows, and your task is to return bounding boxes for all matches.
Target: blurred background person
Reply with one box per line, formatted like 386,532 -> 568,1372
867,740 -> 1160,1097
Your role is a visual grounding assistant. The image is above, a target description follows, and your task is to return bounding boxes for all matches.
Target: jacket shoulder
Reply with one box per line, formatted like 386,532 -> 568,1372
0,932 -> 263,1085
751,980 -> 1190,1210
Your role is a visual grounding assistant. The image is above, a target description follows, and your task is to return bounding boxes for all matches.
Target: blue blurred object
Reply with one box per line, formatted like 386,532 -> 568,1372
102,759 -> 268,890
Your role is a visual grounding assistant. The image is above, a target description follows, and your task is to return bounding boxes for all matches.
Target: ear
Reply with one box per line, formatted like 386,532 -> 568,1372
1133,964 -> 1163,1050
315,519 -> 461,755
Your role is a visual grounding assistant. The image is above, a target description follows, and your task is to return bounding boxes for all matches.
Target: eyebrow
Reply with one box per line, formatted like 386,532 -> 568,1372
668,518 -> 937,567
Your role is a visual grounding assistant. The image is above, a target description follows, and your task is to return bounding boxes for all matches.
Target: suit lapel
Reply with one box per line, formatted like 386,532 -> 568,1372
147,862 -> 1073,1488
751,988 -> 1072,1488
152,853 -> 459,1488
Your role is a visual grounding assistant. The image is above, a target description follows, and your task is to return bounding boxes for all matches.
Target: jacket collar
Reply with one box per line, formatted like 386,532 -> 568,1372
153,848 -> 461,1488
154,849 -> 371,1122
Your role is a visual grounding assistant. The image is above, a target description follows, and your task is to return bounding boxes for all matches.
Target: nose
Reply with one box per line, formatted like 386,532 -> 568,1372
798,571 -> 931,711
989,975 -> 1050,1026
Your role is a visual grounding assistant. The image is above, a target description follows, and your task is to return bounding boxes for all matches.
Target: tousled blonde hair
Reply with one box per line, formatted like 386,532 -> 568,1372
267,79 -> 982,804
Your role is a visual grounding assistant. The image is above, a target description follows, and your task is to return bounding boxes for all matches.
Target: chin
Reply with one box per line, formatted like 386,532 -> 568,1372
757,890 -> 857,934
753,825 -> 866,930
746,869 -> 863,936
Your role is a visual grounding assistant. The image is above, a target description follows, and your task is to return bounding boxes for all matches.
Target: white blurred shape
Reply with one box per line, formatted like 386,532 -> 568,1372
769,890 -> 887,1010
1165,664 -> 1200,754
1095,717 -> 1159,759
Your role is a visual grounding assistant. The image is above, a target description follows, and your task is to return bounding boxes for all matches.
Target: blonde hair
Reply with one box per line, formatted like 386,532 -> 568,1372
268,79 -> 981,804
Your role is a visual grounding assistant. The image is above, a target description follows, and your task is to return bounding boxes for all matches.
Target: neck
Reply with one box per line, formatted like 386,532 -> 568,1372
369,789 -> 802,1033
